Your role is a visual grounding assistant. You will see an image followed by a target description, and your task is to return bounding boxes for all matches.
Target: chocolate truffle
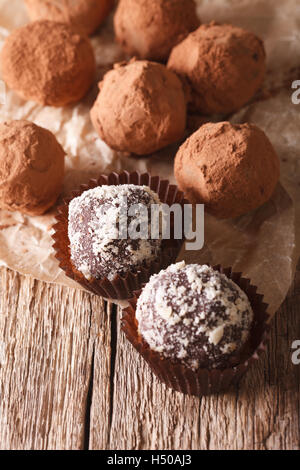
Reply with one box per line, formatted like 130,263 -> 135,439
90,60 -> 187,155
167,22 -> 266,115
68,185 -> 162,280
136,262 -> 254,370
114,0 -> 199,62
0,20 -> 96,106
0,120 -> 65,215
174,122 -> 280,219
24,0 -> 114,36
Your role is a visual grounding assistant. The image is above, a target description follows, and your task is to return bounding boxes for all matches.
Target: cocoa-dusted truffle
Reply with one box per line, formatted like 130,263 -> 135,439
1,20 -> 95,106
174,122 -> 280,219
114,0 -> 199,62
68,185 -> 162,280
136,262 -> 254,370
168,22 -> 266,115
0,120 -> 65,215
90,60 -> 186,155
24,0 -> 114,36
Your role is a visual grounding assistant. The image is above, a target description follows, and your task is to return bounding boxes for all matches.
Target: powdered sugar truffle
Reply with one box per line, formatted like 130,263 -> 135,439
68,184 -> 162,280
136,262 -> 254,370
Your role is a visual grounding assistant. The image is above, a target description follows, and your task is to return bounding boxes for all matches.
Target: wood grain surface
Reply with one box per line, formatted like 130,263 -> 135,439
0,264 -> 299,450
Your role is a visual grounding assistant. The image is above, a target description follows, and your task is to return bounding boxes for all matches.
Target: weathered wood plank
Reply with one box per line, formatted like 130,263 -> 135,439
0,268 -> 111,450
88,301 -> 114,450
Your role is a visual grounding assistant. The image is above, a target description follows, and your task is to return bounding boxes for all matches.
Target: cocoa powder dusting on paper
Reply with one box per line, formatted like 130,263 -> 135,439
0,0 -> 299,315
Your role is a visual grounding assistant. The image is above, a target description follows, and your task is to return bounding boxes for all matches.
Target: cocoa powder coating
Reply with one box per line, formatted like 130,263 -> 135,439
174,122 -> 280,219
0,20 -> 96,106
0,120 -> 65,215
24,0 -> 114,36
114,0 -> 199,62
90,60 -> 187,155
168,22 -> 266,115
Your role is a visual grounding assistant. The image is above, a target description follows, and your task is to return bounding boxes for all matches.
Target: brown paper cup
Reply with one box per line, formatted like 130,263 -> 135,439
52,171 -> 188,299
121,265 -> 270,396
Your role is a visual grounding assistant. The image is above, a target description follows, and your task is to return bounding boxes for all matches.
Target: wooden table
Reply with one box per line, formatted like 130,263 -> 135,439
0,263 -> 299,451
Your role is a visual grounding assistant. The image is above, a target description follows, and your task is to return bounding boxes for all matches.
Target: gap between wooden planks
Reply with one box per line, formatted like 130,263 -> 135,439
0,265 -> 299,450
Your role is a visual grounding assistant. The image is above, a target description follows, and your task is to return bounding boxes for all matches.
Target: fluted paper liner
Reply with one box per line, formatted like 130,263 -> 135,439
52,171 -> 188,299
121,265 -> 270,396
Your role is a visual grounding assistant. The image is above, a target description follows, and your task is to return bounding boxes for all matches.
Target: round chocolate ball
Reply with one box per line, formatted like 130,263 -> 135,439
174,122 -> 280,219
0,120 -> 65,215
136,262 -> 254,370
0,20 -> 95,106
90,60 -> 187,155
24,0 -> 114,36
167,22 -> 266,115
114,0 -> 199,62
68,185 -> 162,280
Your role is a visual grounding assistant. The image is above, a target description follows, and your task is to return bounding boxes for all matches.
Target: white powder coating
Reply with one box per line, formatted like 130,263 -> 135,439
68,184 -> 162,280
136,262 -> 254,370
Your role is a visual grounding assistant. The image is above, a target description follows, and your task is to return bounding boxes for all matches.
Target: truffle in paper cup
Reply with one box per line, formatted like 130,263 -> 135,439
121,265 -> 270,396
52,171 -> 188,300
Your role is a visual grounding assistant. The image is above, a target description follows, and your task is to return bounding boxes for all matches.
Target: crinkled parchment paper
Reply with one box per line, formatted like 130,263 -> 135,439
0,0 -> 299,315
